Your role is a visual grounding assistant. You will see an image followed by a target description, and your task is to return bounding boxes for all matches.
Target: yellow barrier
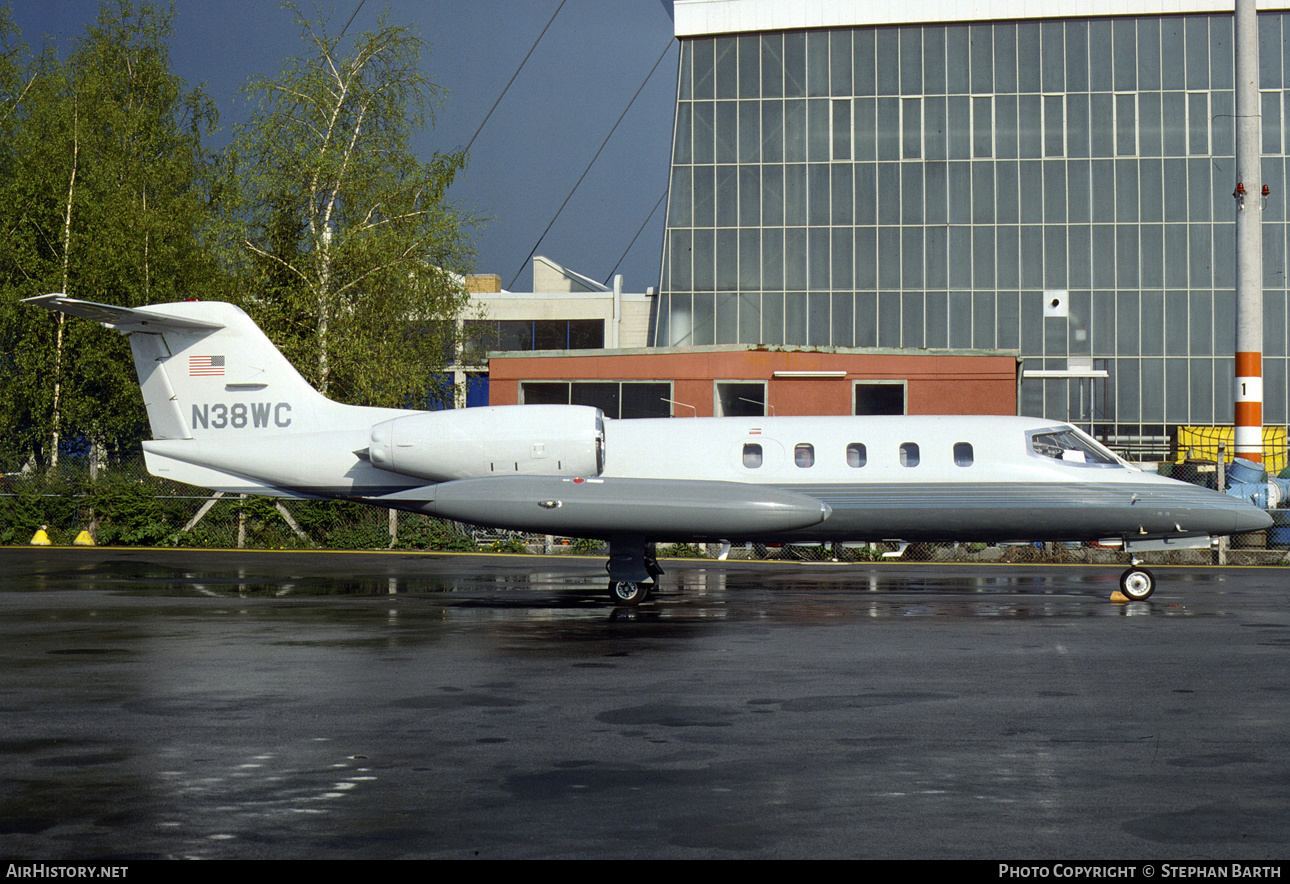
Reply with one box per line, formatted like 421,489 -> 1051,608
1174,425 -> 1288,474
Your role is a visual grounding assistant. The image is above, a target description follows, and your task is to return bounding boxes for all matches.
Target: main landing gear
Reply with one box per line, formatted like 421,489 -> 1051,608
609,580 -> 651,605
605,535 -> 663,606
1118,556 -> 1156,601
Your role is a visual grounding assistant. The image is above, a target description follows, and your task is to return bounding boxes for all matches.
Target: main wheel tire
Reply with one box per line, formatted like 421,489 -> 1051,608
610,580 -> 649,606
1119,567 -> 1156,601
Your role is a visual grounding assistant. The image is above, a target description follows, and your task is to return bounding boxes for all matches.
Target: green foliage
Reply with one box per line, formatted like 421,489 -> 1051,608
397,517 -> 475,551
569,537 -> 605,554
0,0 -> 225,468
287,498 -> 367,536
0,476 -> 81,545
0,460 -> 484,552
224,4 -> 476,407
660,542 -> 705,558
0,1 -> 476,469
90,477 -> 173,545
0,2 -> 481,548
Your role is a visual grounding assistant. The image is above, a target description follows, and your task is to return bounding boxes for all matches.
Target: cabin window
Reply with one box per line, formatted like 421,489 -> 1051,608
954,442 -> 974,466
847,442 -> 867,467
794,443 -> 815,468
743,443 -> 763,468
899,442 -> 920,467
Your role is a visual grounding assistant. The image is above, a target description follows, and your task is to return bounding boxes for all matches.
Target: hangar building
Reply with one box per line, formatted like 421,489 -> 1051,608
651,0 -> 1290,456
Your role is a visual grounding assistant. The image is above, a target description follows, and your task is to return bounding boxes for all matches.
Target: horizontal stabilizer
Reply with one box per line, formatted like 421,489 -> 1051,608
23,294 -> 225,332
143,449 -> 298,497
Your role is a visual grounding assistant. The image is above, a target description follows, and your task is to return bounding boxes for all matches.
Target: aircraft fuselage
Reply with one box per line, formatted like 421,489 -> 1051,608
25,294 -> 1274,603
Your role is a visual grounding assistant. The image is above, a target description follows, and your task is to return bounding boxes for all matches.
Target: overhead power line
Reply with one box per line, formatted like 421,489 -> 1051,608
339,0 -> 368,37
510,37 -> 676,290
605,188 -> 668,286
465,0 -> 566,154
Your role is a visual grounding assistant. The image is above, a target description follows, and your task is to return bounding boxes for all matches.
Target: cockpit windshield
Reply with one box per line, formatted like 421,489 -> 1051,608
1028,427 -> 1124,467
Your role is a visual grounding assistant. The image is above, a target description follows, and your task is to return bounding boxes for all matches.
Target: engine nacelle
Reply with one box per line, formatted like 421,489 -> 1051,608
367,405 -> 604,481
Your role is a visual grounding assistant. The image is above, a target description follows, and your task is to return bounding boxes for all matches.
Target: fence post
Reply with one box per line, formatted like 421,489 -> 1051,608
182,491 -> 225,532
273,502 -> 311,543
1217,442 -> 1227,565
87,442 -> 101,542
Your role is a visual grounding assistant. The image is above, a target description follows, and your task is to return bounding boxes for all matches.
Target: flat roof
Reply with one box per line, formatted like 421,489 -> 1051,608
674,0 -> 1290,37
489,344 -> 1022,360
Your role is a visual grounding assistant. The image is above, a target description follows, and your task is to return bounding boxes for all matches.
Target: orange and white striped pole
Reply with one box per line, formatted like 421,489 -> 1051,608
1234,353 -> 1262,463
1234,0 -> 1263,464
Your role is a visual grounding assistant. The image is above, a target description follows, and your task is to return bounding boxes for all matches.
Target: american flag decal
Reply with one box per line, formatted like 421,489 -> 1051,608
189,355 -> 225,376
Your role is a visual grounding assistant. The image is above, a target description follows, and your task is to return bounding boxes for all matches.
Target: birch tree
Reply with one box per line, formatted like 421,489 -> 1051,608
0,0 -> 221,469
228,5 -> 475,407
0,7 -> 39,467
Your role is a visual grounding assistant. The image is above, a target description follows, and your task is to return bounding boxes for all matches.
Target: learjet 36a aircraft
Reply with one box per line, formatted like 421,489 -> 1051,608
27,294 -> 1272,604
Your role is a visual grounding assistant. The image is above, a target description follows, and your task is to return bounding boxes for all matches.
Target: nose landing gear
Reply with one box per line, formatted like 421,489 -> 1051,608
1118,553 -> 1156,601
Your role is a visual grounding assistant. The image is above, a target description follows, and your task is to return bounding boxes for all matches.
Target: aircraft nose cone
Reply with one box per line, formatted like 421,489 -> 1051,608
1232,503 -> 1274,534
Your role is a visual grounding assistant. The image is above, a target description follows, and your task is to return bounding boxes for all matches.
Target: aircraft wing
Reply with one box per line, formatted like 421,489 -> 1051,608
23,294 -> 225,332
382,475 -> 834,539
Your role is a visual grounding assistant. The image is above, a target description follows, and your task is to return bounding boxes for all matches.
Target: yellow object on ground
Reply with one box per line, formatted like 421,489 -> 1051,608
73,530 -> 95,546
1175,426 -> 1287,473
30,527 -> 51,546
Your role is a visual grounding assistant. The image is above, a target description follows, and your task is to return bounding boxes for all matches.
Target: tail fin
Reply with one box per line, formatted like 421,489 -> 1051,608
24,294 -> 339,440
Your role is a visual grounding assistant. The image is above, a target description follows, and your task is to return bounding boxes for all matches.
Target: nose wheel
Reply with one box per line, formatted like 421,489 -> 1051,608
1118,566 -> 1156,601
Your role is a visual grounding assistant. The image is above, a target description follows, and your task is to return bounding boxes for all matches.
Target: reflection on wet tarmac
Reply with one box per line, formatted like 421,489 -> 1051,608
0,550 -> 1226,622
2,549 -> 1282,859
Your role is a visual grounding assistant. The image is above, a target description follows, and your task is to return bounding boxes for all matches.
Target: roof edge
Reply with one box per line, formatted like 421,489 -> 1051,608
674,0 -> 1290,37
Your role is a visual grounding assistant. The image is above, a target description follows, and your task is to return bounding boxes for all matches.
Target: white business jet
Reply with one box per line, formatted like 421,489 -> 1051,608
25,295 -> 1272,605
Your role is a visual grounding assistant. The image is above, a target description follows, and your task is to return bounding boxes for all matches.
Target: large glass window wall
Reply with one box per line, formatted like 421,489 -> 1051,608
655,13 -> 1290,442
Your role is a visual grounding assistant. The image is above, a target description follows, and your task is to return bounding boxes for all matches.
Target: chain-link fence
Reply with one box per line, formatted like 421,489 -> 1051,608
3,452 -> 1288,565
0,457 -> 484,552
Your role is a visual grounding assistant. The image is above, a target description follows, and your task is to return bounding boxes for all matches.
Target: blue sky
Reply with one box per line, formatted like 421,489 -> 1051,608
11,1 -> 678,292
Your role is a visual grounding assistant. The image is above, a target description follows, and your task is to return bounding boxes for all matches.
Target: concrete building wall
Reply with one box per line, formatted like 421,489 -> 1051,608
441,258 -> 657,406
470,291 -> 655,347
466,256 -> 655,349
532,255 -> 608,293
